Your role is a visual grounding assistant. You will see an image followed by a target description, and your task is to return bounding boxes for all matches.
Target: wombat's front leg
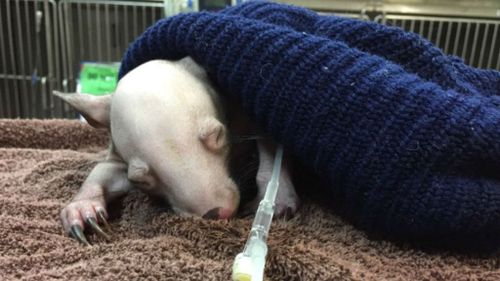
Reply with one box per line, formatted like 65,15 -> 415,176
244,139 -> 300,218
60,149 -> 132,245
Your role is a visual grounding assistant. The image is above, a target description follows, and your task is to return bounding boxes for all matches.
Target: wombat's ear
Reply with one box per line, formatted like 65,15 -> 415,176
198,117 -> 227,152
53,91 -> 111,129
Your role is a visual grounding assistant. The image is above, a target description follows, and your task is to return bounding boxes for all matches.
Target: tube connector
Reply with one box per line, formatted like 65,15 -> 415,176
232,145 -> 284,281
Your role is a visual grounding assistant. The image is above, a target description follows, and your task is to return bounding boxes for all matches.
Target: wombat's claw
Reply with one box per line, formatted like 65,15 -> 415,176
282,207 -> 293,220
96,210 -> 111,232
86,217 -> 111,241
70,225 -> 90,246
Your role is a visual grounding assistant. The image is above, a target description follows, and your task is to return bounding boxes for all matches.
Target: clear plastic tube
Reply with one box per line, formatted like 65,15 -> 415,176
232,145 -> 284,281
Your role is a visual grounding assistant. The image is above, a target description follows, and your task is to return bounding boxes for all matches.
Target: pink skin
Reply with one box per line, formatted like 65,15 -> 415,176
251,139 -> 300,217
54,58 -> 299,242
58,154 -> 133,234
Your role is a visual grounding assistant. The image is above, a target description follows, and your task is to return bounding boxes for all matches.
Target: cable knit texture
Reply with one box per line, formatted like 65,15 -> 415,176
119,1 -> 500,251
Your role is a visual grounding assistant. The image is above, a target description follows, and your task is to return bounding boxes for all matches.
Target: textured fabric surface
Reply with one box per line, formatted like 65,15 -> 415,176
118,1 -> 500,250
0,119 -> 499,280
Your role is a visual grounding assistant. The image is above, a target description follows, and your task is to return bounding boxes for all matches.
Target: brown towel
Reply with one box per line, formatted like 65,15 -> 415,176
0,119 -> 498,280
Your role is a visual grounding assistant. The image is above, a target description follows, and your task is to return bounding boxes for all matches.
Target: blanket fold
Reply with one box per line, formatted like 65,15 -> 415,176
119,1 -> 500,250
220,1 -> 500,98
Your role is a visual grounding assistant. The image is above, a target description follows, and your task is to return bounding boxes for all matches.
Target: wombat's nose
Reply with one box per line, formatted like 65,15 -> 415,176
202,207 -> 234,220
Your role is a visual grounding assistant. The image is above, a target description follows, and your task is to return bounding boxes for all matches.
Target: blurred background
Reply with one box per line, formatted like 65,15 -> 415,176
0,0 -> 499,119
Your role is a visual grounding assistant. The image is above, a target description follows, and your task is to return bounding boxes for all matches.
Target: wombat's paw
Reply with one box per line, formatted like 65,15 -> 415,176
241,184 -> 300,220
274,187 -> 300,219
60,200 -> 111,246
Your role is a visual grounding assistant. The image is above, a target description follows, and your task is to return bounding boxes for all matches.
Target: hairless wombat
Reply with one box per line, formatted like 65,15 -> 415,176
54,57 -> 299,245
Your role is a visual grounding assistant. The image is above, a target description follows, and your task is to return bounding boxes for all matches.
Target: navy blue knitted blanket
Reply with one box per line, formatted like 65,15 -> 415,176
119,1 -> 500,251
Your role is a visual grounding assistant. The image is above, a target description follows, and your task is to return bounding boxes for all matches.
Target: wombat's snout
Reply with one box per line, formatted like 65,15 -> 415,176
202,207 -> 234,220
201,185 -> 239,220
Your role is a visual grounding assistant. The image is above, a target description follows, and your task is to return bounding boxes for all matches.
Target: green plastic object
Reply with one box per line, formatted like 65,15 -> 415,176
79,62 -> 120,96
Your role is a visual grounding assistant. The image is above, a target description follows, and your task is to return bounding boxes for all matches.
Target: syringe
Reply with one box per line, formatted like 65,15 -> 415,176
232,144 -> 284,281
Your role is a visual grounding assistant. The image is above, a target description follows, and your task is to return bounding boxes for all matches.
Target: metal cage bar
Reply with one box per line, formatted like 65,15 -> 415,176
1,1 -> 500,119
0,0 -> 59,118
318,11 -> 369,20
376,14 -> 500,70
57,0 -> 165,99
